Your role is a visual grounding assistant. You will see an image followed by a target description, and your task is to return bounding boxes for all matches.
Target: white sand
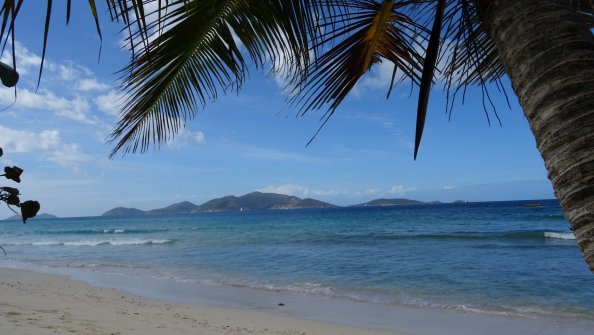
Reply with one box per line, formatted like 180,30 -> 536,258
0,268 -> 401,335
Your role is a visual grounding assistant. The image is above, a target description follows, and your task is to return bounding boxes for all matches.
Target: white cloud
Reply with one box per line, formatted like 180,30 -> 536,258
95,90 -> 125,117
1,43 -> 95,84
443,185 -> 455,190
0,42 -> 42,76
258,184 -> 420,201
193,131 -> 205,143
0,88 -> 96,124
76,78 -> 109,91
54,62 -> 93,81
0,125 -> 90,171
258,184 -> 340,198
55,97 -> 92,123
0,43 -> 113,125
0,43 -> 115,126
44,142 -> 89,171
0,127 -> 59,153
356,188 -> 382,196
357,61 -> 397,93
259,184 -> 310,197
388,185 -> 417,195
166,129 -> 206,149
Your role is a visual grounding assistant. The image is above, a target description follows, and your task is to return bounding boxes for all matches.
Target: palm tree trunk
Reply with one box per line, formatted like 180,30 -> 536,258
472,0 -> 594,271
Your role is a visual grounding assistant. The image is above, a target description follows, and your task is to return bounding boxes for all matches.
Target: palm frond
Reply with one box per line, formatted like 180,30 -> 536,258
108,1 -> 245,156
418,0 -> 507,127
289,0 -> 425,141
38,0 -> 52,89
108,0 -> 315,157
436,0 -> 592,127
440,1 -> 504,85
226,0 -> 316,84
414,0 -> 444,160
86,1 -> 104,42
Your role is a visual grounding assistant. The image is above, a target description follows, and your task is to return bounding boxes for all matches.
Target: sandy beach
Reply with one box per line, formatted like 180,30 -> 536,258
2,266 -> 594,335
0,268 -> 401,335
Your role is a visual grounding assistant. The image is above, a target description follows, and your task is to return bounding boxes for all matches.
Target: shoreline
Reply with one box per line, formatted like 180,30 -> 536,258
2,266 -> 594,335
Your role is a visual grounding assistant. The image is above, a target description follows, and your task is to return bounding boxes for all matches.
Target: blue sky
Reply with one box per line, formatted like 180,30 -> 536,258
0,3 -> 553,217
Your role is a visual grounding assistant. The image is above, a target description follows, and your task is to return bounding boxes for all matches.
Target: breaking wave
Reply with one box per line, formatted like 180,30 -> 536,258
544,232 -> 575,240
13,239 -> 176,247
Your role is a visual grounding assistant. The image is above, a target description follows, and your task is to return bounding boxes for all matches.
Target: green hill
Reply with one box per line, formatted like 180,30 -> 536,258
196,196 -> 242,211
353,198 -> 424,207
292,197 -> 336,209
197,192 -> 337,211
148,201 -> 200,214
102,207 -> 145,216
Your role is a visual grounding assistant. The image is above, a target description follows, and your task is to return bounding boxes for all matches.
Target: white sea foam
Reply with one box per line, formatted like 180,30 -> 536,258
28,239 -> 174,247
455,305 -> 517,317
109,239 -> 172,245
31,241 -> 61,246
102,229 -> 126,234
544,232 -> 575,240
64,240 -> 109,246
250,282 -> 335,296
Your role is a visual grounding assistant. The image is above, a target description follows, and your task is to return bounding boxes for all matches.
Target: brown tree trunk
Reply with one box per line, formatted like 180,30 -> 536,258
472,0 -> 594,271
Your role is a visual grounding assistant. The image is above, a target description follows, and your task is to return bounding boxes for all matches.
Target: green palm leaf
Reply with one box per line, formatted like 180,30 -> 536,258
108,0 -> 315,157
435,0 -> 508,127
289,0 -> 425,144
414,0 -> 444,160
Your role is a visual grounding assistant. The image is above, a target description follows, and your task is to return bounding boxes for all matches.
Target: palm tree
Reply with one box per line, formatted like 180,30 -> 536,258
1,0 -> 593,271
471,0 -> 594,271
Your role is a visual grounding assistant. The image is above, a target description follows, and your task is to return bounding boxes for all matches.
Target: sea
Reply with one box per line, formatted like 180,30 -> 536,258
1,199 -> 594,325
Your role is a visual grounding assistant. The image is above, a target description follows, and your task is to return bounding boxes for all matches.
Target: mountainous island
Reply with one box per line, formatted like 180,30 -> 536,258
102,192 -> 459,217
102,192 -> 337,216
352,198 -> 426,207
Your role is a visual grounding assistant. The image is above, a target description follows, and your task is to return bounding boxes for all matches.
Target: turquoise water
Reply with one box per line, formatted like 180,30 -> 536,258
1,199 -> 593,320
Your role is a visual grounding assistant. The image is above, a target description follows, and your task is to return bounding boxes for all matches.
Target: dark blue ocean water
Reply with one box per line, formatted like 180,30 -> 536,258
1,199 -> 593,320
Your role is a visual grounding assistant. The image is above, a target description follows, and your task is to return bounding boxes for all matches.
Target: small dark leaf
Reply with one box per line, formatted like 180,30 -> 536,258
0,186 -> 19,196
0,61 -> 19,87
20,200 -> 40,224
6,193 -> 20,206
3,166 -> 23,183
0,147 -> 3,157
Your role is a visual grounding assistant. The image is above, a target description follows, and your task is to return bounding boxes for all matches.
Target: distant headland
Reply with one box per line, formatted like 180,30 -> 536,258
3,213 -> 58,221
